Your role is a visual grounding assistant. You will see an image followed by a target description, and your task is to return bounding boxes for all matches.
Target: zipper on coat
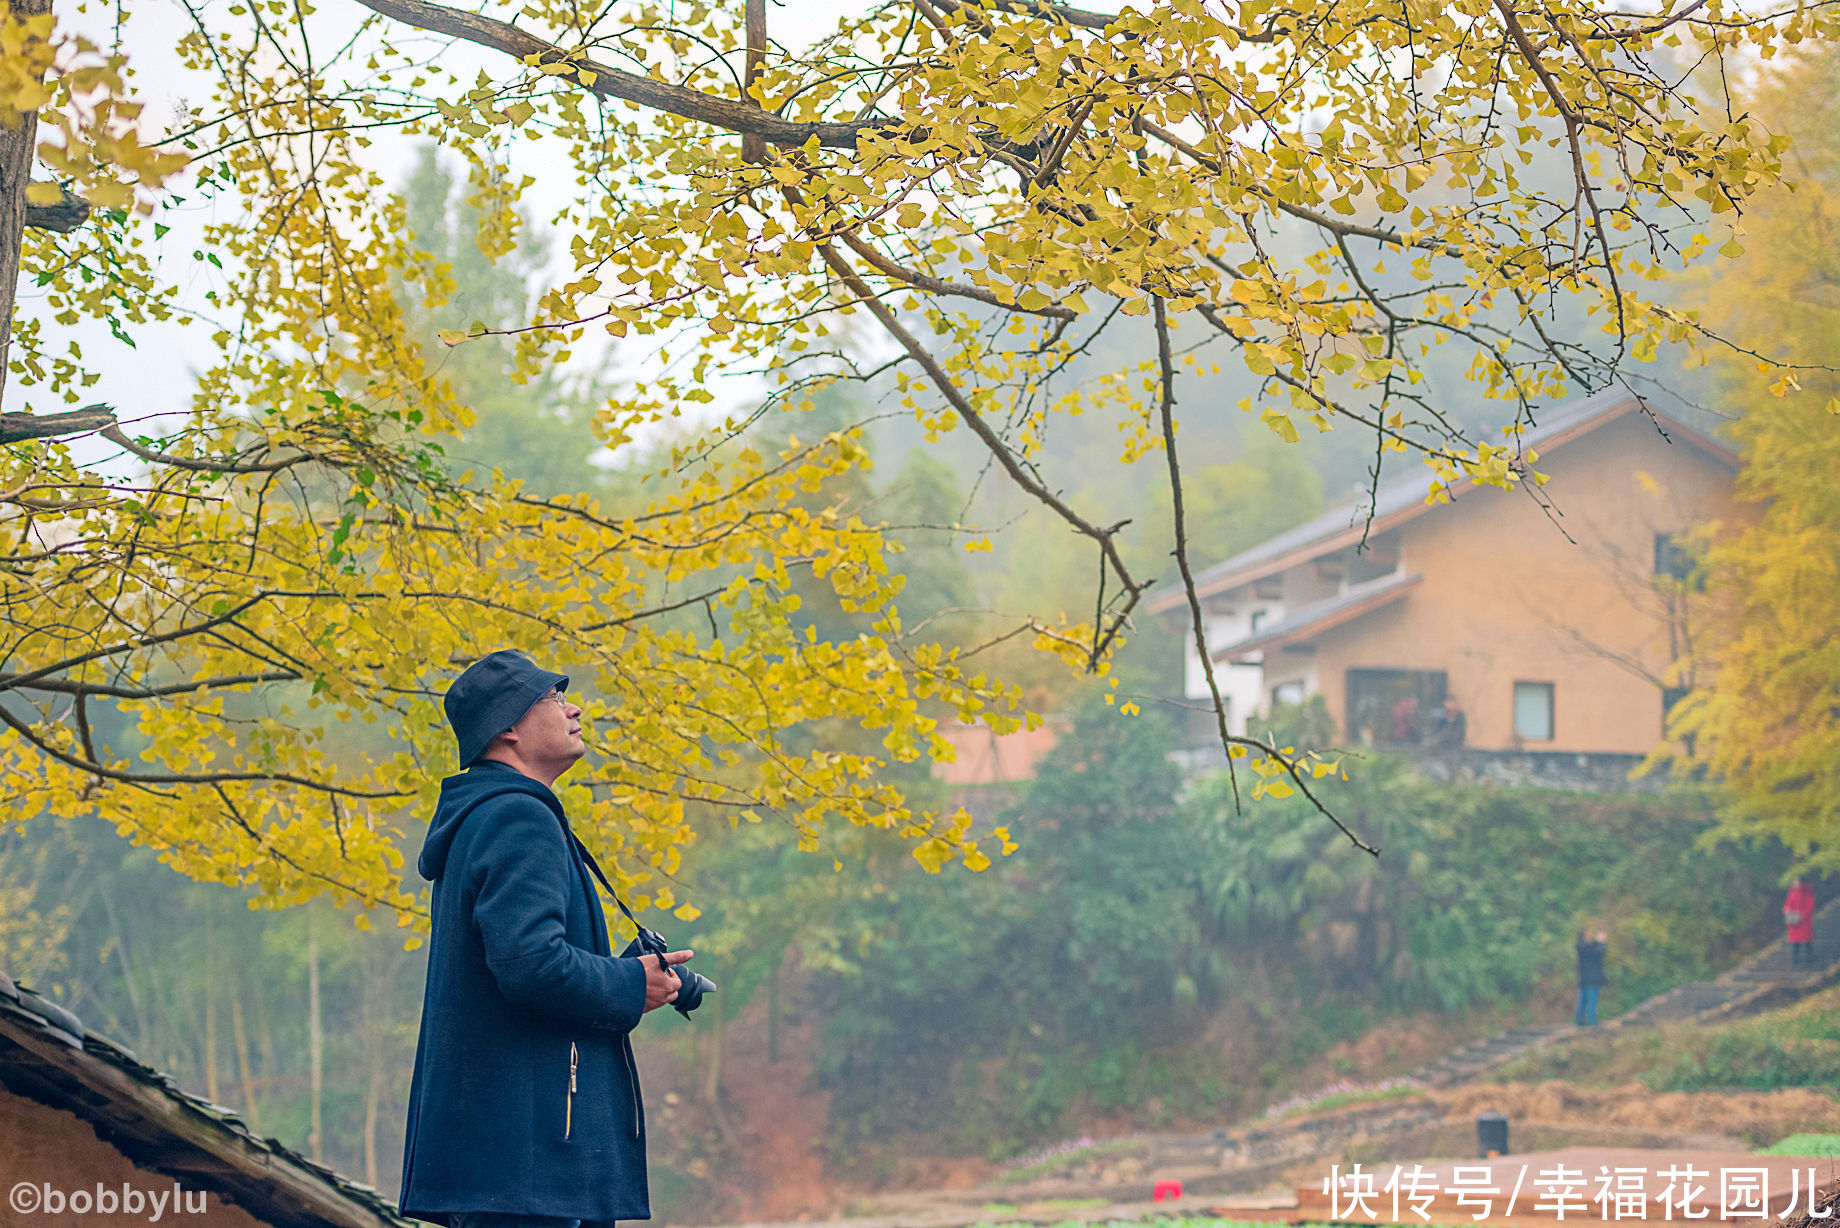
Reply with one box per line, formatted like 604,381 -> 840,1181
566,1042 -> 578,1141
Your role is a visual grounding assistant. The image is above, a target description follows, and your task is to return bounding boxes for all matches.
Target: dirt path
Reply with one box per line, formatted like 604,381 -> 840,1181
694,1083 -> 1840,1228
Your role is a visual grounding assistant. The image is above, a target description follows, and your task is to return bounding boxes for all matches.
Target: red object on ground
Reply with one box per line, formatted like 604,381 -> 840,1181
1154,1181 -> 1183,1203
1786,881 -> 1816,943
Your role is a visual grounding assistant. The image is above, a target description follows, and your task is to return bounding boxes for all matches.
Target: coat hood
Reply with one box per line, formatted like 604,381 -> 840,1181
419,761 -> 565,882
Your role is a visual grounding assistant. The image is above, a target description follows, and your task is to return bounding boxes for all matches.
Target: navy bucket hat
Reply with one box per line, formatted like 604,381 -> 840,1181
443,649 -> 570,768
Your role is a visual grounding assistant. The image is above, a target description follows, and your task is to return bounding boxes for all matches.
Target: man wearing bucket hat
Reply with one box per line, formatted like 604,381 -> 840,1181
400,649 -> 695,1228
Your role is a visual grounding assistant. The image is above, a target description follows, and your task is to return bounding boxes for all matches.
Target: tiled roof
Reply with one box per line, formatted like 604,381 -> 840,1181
0,970 -> 410,1228
1146,392 -> 1737,615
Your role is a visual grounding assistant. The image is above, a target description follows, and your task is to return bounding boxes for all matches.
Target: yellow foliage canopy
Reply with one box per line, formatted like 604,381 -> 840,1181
1668,47 -> 1840,871
3,0 -> 1834,911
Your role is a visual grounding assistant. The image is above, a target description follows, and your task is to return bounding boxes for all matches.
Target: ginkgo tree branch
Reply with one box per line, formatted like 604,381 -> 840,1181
351,0 -> 871,147
99,420 -> 313,474
0,700 -> 412,798
814,238 -> 1150,664
929,0 -> 1118,30
23,184 -> 91,233
1153,297 -> 1241,811
833,228 -> 1078,320
0,669 -> 302,698
1137,120 -> 1461,255
742,0 -> 767,163
0,404 -> 118,445
0,595 -> 273,693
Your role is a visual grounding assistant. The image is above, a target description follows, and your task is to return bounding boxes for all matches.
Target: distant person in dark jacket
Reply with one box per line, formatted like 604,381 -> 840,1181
1431,697 -> 1467,747
1785,878 -> 1817,967
400,650 -> 695,1228
1575,930 -> 1607,1026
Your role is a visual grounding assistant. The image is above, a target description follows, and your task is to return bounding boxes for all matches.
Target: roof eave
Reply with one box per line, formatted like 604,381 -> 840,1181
1212,573 -> 1424,662
1151,394 -> 1734,615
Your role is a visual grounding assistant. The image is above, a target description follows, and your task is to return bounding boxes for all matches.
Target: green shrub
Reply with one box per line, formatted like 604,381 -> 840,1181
809,700 -> 1795,1153
1759,1134 -> 1840,1156
1647,1031 -> 1840,1092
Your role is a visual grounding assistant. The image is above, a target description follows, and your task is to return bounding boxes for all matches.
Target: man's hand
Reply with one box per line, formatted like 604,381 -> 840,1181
642,950 -> 696,1013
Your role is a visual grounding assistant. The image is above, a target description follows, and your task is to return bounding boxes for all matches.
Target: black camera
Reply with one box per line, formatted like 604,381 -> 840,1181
627,926 -> 717,1018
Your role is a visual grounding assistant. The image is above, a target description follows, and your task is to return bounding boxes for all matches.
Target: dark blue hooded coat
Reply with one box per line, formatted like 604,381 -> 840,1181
400,762 -> 651,1225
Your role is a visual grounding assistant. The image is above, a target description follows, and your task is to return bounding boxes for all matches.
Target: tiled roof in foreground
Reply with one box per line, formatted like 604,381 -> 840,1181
0,970 -> 409,1228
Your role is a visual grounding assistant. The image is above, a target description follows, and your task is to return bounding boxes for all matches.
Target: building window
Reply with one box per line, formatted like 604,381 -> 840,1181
1345,667 -> 1447,745
1250,609 -> 1269,632
1271,680 -> 1306,707
1513,681 -> 1555,741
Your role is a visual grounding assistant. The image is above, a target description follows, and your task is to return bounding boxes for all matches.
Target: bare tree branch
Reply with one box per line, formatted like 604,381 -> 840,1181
1151,298 -> 1379,855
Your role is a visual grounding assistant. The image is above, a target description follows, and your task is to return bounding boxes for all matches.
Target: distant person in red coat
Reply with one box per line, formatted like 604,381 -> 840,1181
1390,694 -> 1420,744
1785,878 -> 1817,967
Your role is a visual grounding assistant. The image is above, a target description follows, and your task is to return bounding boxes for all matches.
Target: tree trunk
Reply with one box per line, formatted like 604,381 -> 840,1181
231,991 -> 260,1131
204,916 -> 220,1106
308,905 -> 324,1164
205,975 -> 220,1105
362,930 -> 381,1189
766,961 -> 779,1063
0,0 -> 52,408
100,890 -> 151,1054
703,990 -> 725,1105
703,991 -> 738,1149
255,973 -> 276,1112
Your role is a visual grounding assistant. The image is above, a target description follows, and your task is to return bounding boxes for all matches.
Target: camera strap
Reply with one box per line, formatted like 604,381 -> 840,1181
567,829 -> 645,934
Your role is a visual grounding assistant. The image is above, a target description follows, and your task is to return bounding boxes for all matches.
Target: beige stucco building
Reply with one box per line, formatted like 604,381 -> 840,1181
1146,393 -> 1742,757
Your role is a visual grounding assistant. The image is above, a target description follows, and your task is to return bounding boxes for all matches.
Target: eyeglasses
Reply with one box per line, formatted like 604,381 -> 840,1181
540,689 -> 569,710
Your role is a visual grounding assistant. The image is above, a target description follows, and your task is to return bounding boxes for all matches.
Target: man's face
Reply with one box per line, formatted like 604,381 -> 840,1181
507,686 -> 585,772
